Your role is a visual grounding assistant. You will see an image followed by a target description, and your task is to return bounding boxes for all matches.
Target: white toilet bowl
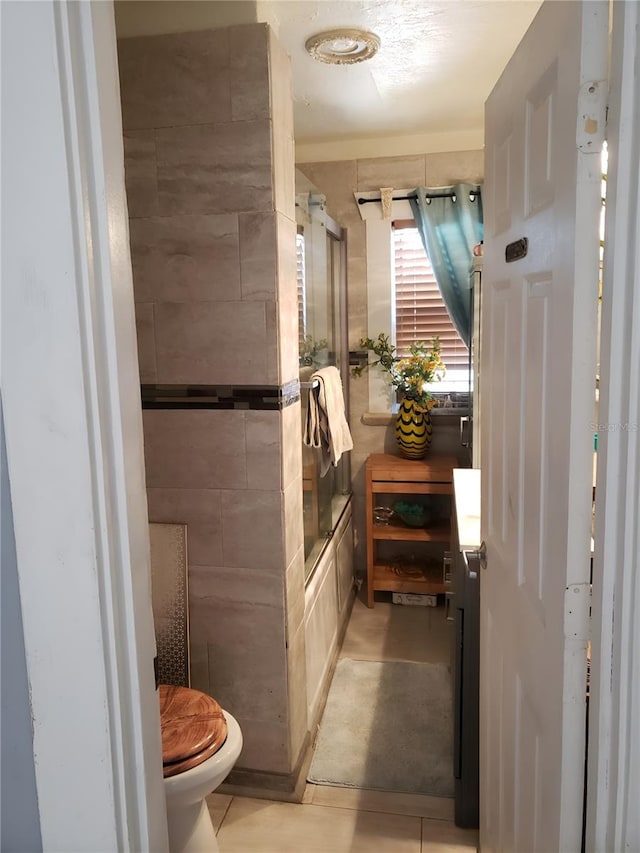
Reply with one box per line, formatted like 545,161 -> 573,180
163,709 -> 242,853
159,683 -> 243,853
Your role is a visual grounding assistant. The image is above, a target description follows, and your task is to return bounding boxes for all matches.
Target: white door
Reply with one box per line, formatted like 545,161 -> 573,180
481,2 -> 607,851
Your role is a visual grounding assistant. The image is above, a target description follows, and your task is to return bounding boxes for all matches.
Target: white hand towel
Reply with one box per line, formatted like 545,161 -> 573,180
303,366 -> 353,476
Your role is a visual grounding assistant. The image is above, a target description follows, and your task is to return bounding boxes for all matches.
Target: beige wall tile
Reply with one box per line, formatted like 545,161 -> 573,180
349,307 -> 368,353
277,295 -> 300,385
350,412 -> 392,455
189,637 -> 209,693
275,212 -> 300,383
238,212 -> 277,301
346,254 -> 368,345
347,219 -> 366,260
276,212 -> 297,304
349,369 -> 369,410
153,301 -> 270,384
233,719 -> 290,774
118,29 -> 231,130
220,489 -> 285,570
269,29 -> 295,221
272,124 -> 296,223
286,620 -> 308,767
282,477 -> 304,568
156,121 -> 273,215
280,401 -> 302,491
357,154 -> 427,191
130,214 -> 240,303
188,565 -> 288,719
297,161 -> 358,223
284,545 -> 305,642
190,566 -> 287,728
142,409 -> 247,489
265,301 -> 280,384
147,487 -> 223,567
424,150 -> 484,187
245,410 -> 282,490
349,452 -> 369,499
123,131 -> 158,218
189,564 -> 284,609
229,24 -> 270,122
268,26 -> 294,133
134,302 -> 157,383
123,25 -> 300,781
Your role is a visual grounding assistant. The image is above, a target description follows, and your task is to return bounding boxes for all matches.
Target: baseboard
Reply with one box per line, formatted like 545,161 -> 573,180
219,729 -> 312,803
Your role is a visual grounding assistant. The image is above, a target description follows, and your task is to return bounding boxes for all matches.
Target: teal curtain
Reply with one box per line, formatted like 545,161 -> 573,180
409,184 -> 483,349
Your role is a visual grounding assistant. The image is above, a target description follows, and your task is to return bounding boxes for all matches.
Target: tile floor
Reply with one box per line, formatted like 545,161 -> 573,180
208,785 -> 477,852
340,593 -> 452,667
208,592 -> 477,852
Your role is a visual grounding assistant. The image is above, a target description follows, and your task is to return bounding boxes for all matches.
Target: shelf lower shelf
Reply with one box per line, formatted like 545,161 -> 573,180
372,521 -> 450,542
372,563 -> 447,595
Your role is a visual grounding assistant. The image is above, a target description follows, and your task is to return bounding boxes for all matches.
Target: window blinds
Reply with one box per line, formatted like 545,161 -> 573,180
392,224 -> 468,369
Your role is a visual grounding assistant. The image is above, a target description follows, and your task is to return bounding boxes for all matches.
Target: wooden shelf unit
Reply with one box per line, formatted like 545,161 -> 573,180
365,453 -> 457,607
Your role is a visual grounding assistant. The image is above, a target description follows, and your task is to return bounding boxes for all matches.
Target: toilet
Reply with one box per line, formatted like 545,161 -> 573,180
160,684 -> 243,853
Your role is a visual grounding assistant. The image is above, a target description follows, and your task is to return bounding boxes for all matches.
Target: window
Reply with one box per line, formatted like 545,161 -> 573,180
363,214 -> 473,412
392,223 -> 469,370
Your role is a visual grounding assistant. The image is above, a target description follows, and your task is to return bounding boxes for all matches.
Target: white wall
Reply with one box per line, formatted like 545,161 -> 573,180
296,133 -> 484,164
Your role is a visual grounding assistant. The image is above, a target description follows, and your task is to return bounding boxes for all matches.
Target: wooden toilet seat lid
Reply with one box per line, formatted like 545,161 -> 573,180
159,685 -> 228,777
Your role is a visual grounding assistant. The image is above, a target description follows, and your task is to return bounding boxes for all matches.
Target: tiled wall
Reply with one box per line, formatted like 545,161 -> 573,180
118,24 -> 307,779
298,152 -> 484,572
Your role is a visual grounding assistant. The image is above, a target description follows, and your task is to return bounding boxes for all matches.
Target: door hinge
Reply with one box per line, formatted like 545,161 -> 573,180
564,582 -> 592,641
577,80 -> 607,152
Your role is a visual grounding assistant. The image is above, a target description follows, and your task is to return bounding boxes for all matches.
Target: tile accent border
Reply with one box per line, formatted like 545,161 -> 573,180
141,381 -> 300,411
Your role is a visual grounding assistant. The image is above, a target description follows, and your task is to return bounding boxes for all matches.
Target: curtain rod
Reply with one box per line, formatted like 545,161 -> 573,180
357,189 -> 481,206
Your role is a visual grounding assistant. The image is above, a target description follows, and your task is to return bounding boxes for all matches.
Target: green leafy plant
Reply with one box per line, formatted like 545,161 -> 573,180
299,335 -> 328,367
352,333 -> 446,411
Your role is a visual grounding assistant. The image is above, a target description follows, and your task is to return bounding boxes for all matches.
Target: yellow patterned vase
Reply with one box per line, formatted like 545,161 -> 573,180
395,398 -> 433,459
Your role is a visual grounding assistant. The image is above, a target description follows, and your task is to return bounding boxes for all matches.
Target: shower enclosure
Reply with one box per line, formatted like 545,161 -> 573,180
295,171 -> 351,580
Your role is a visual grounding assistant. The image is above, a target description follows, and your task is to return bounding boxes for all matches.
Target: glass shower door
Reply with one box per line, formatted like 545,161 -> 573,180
296,175 -> 350,577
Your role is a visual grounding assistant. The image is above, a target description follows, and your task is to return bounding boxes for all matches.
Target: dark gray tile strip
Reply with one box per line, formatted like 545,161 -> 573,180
141,382 -> 300,410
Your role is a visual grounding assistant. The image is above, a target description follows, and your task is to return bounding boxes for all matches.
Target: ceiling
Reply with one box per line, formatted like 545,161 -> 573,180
115,0 -> 543,160
267,1 -> 541,152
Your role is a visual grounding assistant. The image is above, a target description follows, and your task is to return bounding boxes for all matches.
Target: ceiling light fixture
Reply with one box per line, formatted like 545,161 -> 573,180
305,28 -> 380,65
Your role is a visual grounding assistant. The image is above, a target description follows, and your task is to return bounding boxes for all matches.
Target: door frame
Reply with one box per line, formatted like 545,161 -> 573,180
586,1 -> 640,849
2,2 -> 168,849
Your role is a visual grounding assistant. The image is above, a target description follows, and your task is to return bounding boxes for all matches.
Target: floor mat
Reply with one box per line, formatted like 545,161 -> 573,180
308,658 -> 454,797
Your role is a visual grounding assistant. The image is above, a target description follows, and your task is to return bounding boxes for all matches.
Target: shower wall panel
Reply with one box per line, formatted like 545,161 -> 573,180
119,22 -> 307,787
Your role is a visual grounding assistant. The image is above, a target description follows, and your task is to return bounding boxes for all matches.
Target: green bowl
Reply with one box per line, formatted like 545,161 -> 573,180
393,501 -> 430,527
